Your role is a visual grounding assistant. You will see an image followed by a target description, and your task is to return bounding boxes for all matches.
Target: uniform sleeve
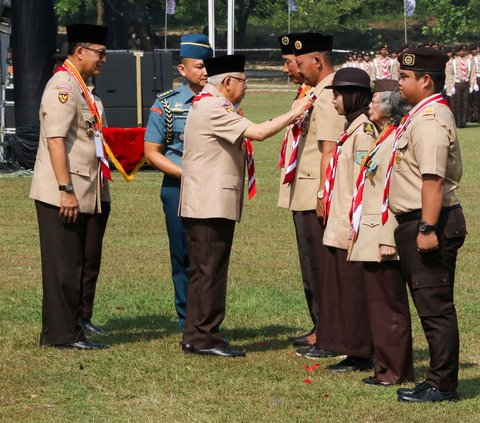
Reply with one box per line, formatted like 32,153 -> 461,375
210,101 -> 252,144
144,99 -> 167,144
312,90 -> 345,142
445,62 -> 454,93
411,116 -> 451,178
42,82 -> 77,138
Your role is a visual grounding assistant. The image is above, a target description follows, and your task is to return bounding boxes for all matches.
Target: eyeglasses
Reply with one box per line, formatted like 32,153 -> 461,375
84,46 -> 107,59
229,76 -> 248,85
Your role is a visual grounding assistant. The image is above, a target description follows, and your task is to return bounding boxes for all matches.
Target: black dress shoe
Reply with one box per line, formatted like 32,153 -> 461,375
396,381 -> 428,396
53,340 -> 109,350
182,343 -> 245,358
290,329 -> 316,347
328,356 -> 373,372
397,382 -> 458,402
296,345 -> 339,359
362,376 -> 392,387
79,319 -> 109,336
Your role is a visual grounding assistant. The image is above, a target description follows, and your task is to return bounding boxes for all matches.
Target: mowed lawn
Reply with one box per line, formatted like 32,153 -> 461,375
1,91 -> 479,422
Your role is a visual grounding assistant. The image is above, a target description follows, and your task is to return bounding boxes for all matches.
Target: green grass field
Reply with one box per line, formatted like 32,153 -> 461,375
1,91 -> 479,422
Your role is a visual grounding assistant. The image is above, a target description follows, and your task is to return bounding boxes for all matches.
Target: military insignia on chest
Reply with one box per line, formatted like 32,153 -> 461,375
363,122 -> 375,136
58,92 -> 69,104
355,150 -> 368,165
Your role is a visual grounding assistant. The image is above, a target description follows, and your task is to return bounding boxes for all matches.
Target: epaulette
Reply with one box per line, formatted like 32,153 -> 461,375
156,89 -> 176,101
363,122 -> 376,136
423,106 -> 436,117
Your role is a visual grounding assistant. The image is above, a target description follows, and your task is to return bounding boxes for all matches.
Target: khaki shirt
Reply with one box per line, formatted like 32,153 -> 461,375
372,57 -> 399,81
445,57 -> 477,93
30,70 -> 110,214
286,73 -> 346,211
348,130 -> 399,262
389,102 -> 462,215
179,84 -> 252,222
323,114 -> 378,250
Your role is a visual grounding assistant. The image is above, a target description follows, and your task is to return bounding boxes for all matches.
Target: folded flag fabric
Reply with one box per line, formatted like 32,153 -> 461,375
102,127 -> 146,182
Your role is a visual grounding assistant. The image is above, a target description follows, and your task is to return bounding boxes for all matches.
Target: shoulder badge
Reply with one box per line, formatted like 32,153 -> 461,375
156,89 -> 175,101
151,106 -> 163,115
363,122 -> 376,136
58,92 -> 69,104
218,100 -> 235,113
423,106 -> 436,117
355,150 -> 368,165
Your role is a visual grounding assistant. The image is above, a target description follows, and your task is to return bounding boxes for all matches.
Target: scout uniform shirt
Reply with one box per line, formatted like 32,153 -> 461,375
372,57 -> 400,81
445,56 -> 477,94
389,102 -> 462,216
348,129 -> 399,262
144,83 -> 194,165
323,115 -> 378,250
30,69 -> 110,214
287,73 -> 345,212
179,84 -> 252,222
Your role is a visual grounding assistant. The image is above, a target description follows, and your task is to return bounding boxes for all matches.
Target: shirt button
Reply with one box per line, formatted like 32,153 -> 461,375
75,168 -> 79,173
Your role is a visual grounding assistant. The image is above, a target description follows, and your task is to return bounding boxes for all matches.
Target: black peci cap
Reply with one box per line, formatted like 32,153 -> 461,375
292,33 -> 333,56
278,33 -> 306,55
325,67 -> 372,90
204,54 -> 245,77
398,47 -> 449,72
67,24 -> 108,45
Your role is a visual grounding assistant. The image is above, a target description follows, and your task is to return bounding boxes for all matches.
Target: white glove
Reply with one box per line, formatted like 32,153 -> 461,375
451,87 -> 456,95
469,86 -> 474,94
475,84 -> 479,92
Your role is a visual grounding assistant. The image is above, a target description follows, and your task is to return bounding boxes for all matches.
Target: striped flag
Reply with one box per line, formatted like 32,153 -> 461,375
404,0 -> 416,17
167,0 -> 176,15
289,0 -> 296,12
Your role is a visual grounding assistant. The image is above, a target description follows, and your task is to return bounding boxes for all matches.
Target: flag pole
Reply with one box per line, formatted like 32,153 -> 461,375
208,0 -> 215,56
227,0 -> 234,54
288,1 -> 290,33
164,3 -> 168,50
404,3 -> 407,44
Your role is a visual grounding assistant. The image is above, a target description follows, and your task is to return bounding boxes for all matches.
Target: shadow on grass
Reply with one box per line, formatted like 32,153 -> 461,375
103,314 -> 179,344
458,376 -> 480,399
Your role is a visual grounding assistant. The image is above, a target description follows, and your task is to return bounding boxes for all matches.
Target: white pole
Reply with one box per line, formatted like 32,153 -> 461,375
288,1 -> 290,33
164,5 -> 168,50
404,4 -> 407,44
208,0 -> 215,56
227,0 -> 234,54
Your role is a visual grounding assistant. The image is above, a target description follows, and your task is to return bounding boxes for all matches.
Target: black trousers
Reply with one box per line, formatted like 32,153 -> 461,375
35,200 -> 109,345
292,210 -> 323,327
452,81 -> 470,127
394,206 -> 466,391
182,217 -> 235,349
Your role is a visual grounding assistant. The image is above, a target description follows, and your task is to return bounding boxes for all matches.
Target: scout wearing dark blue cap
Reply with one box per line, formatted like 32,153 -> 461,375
67,24 -> 108,45
180,34 -> 213,60
292,33 -> 333,56
204,54 -> 245,77
398,47 -> 449,72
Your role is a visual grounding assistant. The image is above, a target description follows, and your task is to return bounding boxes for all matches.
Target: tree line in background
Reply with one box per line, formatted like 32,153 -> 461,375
54,0 -> 480,49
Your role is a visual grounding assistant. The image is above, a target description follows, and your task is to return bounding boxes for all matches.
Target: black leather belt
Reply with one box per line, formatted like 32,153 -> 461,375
396,204 -> 461,225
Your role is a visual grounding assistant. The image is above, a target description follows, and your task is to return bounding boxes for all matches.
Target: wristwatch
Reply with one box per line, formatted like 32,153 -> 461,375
59,183 -> 74,193
418,221 -> 437,233
317,189 -> 324,199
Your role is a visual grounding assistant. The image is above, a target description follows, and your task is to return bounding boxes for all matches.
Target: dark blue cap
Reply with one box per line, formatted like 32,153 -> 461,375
179,34 -> 213,59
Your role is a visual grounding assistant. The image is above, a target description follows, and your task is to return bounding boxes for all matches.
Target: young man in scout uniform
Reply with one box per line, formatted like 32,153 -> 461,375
30,24 -> 110,350
388,47 -> 467,402
372,44 -> 399,81
179,54 -> 311,358
286,33 -> 346,359
276,33 -> 318,348
144,34 -> 213,330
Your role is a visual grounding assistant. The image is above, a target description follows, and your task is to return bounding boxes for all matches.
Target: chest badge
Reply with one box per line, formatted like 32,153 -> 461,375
58,92 -> 69,104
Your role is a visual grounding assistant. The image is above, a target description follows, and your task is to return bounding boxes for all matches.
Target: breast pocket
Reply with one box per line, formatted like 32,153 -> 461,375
394,137 -> 408,173
297,164 -> 319,180
68,160 -> 90,178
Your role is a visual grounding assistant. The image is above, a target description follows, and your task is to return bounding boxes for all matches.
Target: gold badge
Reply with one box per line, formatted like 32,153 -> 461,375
86,127 -> 95,138
370,81 -> 375,91
281,36 -> 289,45
403,54 -> 415,66
294,40 -> 302,50
395,155 -> 401,165
423,106 -> 435,116
363,122 -> 375,136
58,92 -> 69,104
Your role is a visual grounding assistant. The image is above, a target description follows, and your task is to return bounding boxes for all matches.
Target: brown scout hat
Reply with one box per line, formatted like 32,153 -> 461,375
372,79 -> 398,93
325,67 -> 371,90
398,47 -> 449,72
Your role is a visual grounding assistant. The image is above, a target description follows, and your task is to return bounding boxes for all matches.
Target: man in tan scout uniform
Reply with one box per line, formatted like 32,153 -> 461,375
30,24 -> 110,350
372,44 -> 399,81
179,54 -> 311,358
390,47 -> 467,402
287,33 -> 345,359
276,33 -> 317,347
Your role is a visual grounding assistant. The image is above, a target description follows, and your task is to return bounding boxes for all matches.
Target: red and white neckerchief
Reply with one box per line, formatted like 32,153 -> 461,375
282,90 -> 318,185
278,85 -> 310,168
349,124 -> 396,240
381,93 -> 448,224
192,91 -> 257,200
322,130 -> 350,225
382,58 -> 389,79
460,58 -> 467,81
56,60 -> 112,184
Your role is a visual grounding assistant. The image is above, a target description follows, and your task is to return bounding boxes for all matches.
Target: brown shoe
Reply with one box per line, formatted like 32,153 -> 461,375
290,330 -> 316,347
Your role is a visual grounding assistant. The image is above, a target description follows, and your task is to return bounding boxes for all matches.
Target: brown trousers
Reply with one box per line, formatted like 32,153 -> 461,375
36,200 -> 109,345
316,246 -> 373,359
363,261 -> 414,384
452,81 -> 470,127
182,217 -> 235,349
394,205 -> 466,391
292,210 -> 325,327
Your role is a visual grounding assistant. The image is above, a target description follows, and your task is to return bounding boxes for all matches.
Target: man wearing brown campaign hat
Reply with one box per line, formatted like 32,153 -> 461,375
30,24 -> 110,350
276,33 -> 320,349
179,54 -> 312,358
387,47 -> 467,402
286,33 -> 346,359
